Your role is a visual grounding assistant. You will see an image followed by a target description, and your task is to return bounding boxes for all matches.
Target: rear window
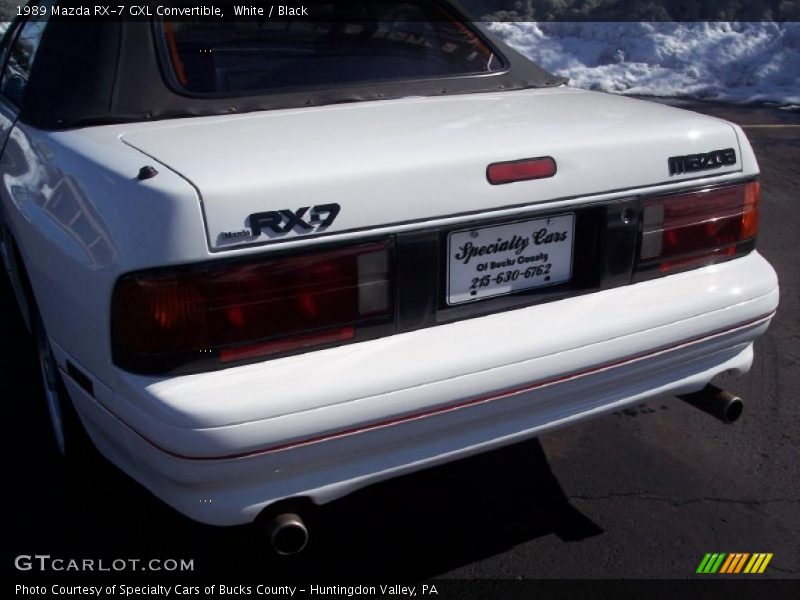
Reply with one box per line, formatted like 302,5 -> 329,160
158,2 -> 505,96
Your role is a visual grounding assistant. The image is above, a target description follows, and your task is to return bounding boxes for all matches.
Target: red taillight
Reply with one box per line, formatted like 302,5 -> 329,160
639,181 -> 760,274
112,241 -> 393,373
487,157 -> 556,185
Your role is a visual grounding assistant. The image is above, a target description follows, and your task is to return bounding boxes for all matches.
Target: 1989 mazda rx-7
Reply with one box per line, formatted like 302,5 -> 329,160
0,1 -> 779,553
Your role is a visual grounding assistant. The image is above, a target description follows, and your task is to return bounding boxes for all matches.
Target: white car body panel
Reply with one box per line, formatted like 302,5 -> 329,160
0,86 -> 779,526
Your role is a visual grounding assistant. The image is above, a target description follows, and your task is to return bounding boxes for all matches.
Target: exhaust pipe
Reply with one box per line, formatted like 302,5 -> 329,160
266,512 -> 309,556
679,383 -> 744,424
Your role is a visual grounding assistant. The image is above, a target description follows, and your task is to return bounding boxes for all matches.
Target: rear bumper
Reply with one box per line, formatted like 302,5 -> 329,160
63,252 -> 778,525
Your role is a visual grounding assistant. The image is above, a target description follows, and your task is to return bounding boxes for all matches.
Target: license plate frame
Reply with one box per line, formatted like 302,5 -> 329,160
446,213 -> 576,306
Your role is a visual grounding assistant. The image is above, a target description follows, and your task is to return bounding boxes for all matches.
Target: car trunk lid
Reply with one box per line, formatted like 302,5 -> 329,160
120,87 -> 743,252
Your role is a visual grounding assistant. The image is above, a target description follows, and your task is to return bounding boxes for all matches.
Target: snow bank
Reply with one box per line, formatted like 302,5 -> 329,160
488,22 -> 800,106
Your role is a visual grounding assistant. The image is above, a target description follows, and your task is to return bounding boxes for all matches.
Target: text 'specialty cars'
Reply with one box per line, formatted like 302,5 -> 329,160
0,1 -> 778,552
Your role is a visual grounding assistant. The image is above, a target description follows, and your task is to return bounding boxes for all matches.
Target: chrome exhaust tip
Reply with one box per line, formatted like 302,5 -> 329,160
679,383 -> 744,424
267,512 -> 309,556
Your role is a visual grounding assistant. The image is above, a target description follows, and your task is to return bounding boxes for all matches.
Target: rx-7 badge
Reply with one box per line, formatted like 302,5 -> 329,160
248,204 -> 341,236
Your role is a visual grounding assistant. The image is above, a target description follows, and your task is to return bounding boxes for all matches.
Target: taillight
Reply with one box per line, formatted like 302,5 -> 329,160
112,240 -> 394,374
637,181 -> 760,276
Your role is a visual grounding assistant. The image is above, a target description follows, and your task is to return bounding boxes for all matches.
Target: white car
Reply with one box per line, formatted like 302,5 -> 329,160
0,2 -> 779,554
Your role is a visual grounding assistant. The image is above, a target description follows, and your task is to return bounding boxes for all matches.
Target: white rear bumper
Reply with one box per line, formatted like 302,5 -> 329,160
64,252 -> 778,525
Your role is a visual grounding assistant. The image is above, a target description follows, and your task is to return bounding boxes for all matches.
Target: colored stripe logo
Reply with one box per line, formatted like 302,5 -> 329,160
697,553 -> 773,574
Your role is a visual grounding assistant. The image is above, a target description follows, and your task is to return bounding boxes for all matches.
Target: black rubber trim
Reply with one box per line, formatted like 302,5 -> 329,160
66,361 -> 95,398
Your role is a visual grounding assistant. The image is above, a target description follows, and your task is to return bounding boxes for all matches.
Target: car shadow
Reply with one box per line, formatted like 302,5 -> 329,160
1,270 -> 602,580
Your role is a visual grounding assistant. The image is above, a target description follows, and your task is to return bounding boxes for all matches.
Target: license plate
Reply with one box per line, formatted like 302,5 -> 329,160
447,213 -> 575,305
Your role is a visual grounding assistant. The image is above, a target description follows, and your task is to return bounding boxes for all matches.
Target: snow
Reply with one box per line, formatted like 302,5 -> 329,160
487,22 -> 800,106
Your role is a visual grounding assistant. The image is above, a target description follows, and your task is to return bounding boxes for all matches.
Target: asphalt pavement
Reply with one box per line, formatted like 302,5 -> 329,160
1,100 -> 798,585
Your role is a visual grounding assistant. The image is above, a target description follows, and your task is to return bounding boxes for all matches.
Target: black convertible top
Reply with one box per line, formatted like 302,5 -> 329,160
20,3 -> 566,130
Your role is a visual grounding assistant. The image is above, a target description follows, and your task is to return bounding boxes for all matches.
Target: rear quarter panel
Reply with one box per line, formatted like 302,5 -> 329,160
0,122 -> 206,389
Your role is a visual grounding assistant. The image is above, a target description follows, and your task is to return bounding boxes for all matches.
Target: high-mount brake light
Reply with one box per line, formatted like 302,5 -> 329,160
112,240 -> 394,374
638,181 -> 760,275
487,157 -> 556,185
